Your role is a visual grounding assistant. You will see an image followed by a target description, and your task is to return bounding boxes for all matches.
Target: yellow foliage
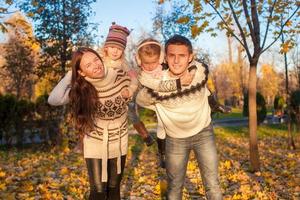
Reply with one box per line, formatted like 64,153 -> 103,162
69,186 -> 79,194
34,75 -> 54,98
280,41 -> 292,54
177,16 -> 190,24
285,20 -> 292,27
49,181 -> 60,189
191,25 -> 200,38
155,179 -> 168,196
158,0 -> 164,4
0,126 -> 298,199
60,167 -> 69,175
138,176 -> 146,183
0,171 -> 6,178
187,162 -> 197,171
0,183 -> 7,191
22,181 -> 34,192
207,77 -> 215,92
220,160 -> 231,170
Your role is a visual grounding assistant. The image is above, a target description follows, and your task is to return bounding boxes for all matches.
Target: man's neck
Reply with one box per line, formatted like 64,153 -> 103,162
169,69 -> 188,78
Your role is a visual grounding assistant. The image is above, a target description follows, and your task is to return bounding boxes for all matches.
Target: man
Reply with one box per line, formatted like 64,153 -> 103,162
136,35 -> 222,200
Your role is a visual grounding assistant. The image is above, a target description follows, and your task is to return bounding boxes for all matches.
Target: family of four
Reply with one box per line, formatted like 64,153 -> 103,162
48,23 -> 224,200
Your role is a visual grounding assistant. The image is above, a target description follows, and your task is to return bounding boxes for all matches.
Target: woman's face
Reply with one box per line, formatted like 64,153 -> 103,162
79,52 -> 105,79
105,45 -> 124,61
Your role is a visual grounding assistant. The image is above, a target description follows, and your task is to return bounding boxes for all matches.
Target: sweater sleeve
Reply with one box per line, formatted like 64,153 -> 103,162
138,71 -> 181,92
48,71 -> 72,106
127,69 -> 138,97
135,87 -> 156,110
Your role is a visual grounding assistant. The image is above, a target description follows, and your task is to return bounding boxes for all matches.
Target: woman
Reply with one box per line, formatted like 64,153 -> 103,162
48,47 -> 132,200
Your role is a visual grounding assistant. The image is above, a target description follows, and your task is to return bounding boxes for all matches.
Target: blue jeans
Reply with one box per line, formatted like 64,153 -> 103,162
166,125 -> 222,200
127,100 -> 140,124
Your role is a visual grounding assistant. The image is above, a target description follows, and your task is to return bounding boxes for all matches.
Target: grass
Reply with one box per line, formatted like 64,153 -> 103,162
212,107 -> 244,120
215,124 -> 295,139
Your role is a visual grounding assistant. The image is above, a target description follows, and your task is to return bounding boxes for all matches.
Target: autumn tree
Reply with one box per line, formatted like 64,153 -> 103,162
1,13 -> 38,100
290,40 -> 300,88
18,0 -> 97,78
158,0 -> 299,171
258,64 -> 280,105
0,0 -> 16,32
277,15 -> 300,150
153,0 -> 201,41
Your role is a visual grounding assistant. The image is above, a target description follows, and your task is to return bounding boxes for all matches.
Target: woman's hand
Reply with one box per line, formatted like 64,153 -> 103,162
121,88 -> 132,99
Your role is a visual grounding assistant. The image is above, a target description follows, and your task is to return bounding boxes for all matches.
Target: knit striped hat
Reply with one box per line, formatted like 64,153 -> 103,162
105,23 -> 130,50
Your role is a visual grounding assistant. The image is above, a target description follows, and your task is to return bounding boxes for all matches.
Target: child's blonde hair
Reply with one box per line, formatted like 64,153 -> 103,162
136,38 -> 164,66
138,41 -> 161,61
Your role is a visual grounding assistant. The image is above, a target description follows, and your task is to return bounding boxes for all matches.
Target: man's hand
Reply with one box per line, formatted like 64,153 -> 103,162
180,70 -> 195,86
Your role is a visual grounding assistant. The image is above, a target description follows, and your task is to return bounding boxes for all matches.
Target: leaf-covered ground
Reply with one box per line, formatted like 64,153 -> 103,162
0,125 -> 299,200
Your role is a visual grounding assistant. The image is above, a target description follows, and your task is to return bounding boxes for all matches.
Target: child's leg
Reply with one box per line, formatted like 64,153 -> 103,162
156,116 -> 166,168
128,100 -> 154,146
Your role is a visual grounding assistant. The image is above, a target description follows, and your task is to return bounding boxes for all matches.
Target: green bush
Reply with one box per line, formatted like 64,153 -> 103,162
14,99 -> 35,146
0,94 -> 34,146
35,94 -> 61,121
290,90 -> 300,124
274,95 -> 285,110
35,94 -> 63,145
138,108 -> 156,124
0,94 -> 17,145
243,92 -> 267,124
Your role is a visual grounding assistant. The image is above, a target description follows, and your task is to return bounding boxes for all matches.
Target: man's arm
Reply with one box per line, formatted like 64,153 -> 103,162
139,71 -> 196,92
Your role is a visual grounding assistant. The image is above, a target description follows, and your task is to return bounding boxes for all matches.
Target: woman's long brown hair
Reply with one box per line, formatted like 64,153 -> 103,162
69,47 -> 103,134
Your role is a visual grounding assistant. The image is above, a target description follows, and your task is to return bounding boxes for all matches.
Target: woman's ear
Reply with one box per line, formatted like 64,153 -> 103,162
78,70 -> 85,77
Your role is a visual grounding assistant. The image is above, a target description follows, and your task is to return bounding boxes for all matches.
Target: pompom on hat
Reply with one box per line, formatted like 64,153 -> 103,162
104,22 -> 130,50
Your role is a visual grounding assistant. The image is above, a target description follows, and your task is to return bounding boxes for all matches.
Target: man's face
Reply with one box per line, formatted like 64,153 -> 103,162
166,44 -> 193,76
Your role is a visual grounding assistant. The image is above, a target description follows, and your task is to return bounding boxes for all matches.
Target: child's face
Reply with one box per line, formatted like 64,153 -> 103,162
105,45 -> 124,61
141,55 -> 160,71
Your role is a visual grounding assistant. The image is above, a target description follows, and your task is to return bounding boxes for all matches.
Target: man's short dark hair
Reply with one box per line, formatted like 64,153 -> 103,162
165,35 -> 193,54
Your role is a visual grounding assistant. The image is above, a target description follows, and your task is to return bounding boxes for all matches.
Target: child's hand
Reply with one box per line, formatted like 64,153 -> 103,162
180,71 -> 195,86
128,69 -> 137,79
121,88 -> 132,99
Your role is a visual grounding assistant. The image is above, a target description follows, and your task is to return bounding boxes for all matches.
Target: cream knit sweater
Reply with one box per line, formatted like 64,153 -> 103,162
136,61 -> 211,138
48,69 -> 131,182
100,49 -> 138,97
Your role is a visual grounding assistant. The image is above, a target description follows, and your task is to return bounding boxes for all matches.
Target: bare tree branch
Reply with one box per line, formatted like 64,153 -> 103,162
250,0 -> 261,52
227,0 -> 252,59
261,0 -> 277,49
260,6 -> 300,55
206,1 -> 249,54
242,0 -> 255,42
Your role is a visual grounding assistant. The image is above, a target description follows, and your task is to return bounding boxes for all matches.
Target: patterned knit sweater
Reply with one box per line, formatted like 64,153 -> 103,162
136,61 -> 211,138
100,49 -> 138,97
48,69 -> 131,182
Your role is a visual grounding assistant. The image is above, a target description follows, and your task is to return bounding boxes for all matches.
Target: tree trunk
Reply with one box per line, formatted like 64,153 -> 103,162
281,33 -> 296,149
248,61 -> 260,172
227,35 -> 233,65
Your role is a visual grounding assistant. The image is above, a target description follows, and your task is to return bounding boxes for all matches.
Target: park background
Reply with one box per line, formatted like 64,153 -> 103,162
0,0 -> 299,199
